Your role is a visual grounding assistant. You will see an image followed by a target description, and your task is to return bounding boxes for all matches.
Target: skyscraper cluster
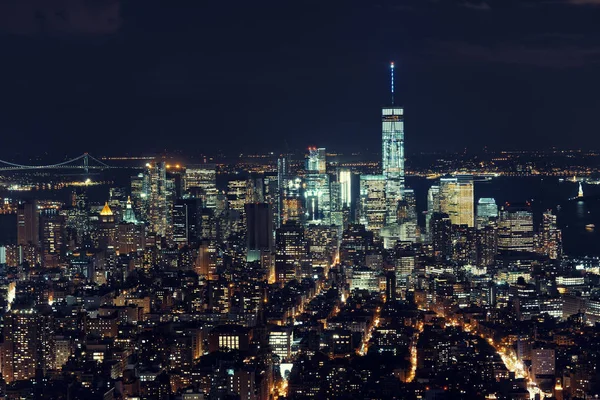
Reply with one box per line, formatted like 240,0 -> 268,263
0,65 -> 598,400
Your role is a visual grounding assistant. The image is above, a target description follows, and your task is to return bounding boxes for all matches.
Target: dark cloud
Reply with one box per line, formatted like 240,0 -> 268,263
429,40 -> 600,67
0,0 -> 600,156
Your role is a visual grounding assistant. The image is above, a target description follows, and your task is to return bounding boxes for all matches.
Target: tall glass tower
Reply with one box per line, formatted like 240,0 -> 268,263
382,62 -> 405,224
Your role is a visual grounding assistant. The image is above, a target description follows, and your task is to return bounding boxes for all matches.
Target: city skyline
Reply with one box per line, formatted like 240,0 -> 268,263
1,2 -> 600,399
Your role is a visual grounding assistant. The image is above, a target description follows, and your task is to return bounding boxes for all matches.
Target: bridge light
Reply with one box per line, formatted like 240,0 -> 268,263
85,178 -> 91,185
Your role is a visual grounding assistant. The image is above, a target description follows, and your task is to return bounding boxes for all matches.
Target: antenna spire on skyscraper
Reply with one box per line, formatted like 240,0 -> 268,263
390,61 -> 395,106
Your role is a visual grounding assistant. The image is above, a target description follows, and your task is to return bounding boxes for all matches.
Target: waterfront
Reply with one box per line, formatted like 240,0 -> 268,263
408,176 -> 600,256
1,174 -> 599,256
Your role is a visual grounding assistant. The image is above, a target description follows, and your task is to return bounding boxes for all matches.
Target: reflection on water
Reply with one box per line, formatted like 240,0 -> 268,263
575,201 -> 586,220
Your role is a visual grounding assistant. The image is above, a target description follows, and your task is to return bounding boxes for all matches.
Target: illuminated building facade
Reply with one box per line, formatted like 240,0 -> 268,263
1,308 -> 55,383
426,185 -> 440,239
98,202 -> 117,251
195,240 -> 219,280
184,164 -> 218,208
41,209 -> 65,268
439,175 -> 474,228
269,327 -> 293,362
382,106 -> 405,224
540,210 -> 562,260
338,169 -> 352,209
304,173 -> 331,225
274,222 -> 306,285
145,161 -> 174,242
476,197 -> 498,228
359,175 -> 386,235
306,147 -> 326,174
498,203 -> 534,253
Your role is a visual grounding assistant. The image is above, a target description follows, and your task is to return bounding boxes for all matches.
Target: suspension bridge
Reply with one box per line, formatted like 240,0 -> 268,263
0,153 -> 114,173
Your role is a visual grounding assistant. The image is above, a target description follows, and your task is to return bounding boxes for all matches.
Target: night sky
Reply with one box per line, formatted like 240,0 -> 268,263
1,0 -> 600,159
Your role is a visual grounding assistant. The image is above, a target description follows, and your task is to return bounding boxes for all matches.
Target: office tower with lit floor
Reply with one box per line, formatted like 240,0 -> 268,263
439,175 -> 475,228
274,222 -> 306,285
498,203 -> 534,253
382,62 -> 405,225
359,175 -> 386,236
304,147 -> 331,225
476,197 -> 498,228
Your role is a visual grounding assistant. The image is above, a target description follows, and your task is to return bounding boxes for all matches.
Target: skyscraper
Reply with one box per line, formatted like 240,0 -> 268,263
173,201 -> 191,247
429,213 -> 452,261
382,62 -> 405,224
40,209 -> 64,268
145,161 -> 173,242
184,164 -> 218,208
338,169 -> 352,210
359,175 -> 386,236
17,200 -> 39,247
426,185 -> 440,239
195,240 -> 219,280
439,175 -> 475,228
17,200 -> 40,266
306,147 -> 326,173
274,222 -> 306,285
98,202 -> 117,251
498,203 -> 534,253
277,156 -> 288,228
476,198 -> 498,228
246,203 -> 274,265
304,173 -> 331,225
540,210 -> 562,260
1,308 -> 55,383
304,147 -> 331,225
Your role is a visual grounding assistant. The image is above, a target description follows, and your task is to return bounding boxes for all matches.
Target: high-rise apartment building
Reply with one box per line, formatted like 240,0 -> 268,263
439,175 -> 474,228
1,308 -> 55,383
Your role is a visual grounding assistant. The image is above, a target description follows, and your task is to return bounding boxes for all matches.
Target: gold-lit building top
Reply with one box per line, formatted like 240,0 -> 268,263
100,202 -> 114,216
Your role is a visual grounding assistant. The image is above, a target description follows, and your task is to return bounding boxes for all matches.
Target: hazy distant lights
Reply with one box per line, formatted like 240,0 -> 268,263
7,184 -> 31,191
